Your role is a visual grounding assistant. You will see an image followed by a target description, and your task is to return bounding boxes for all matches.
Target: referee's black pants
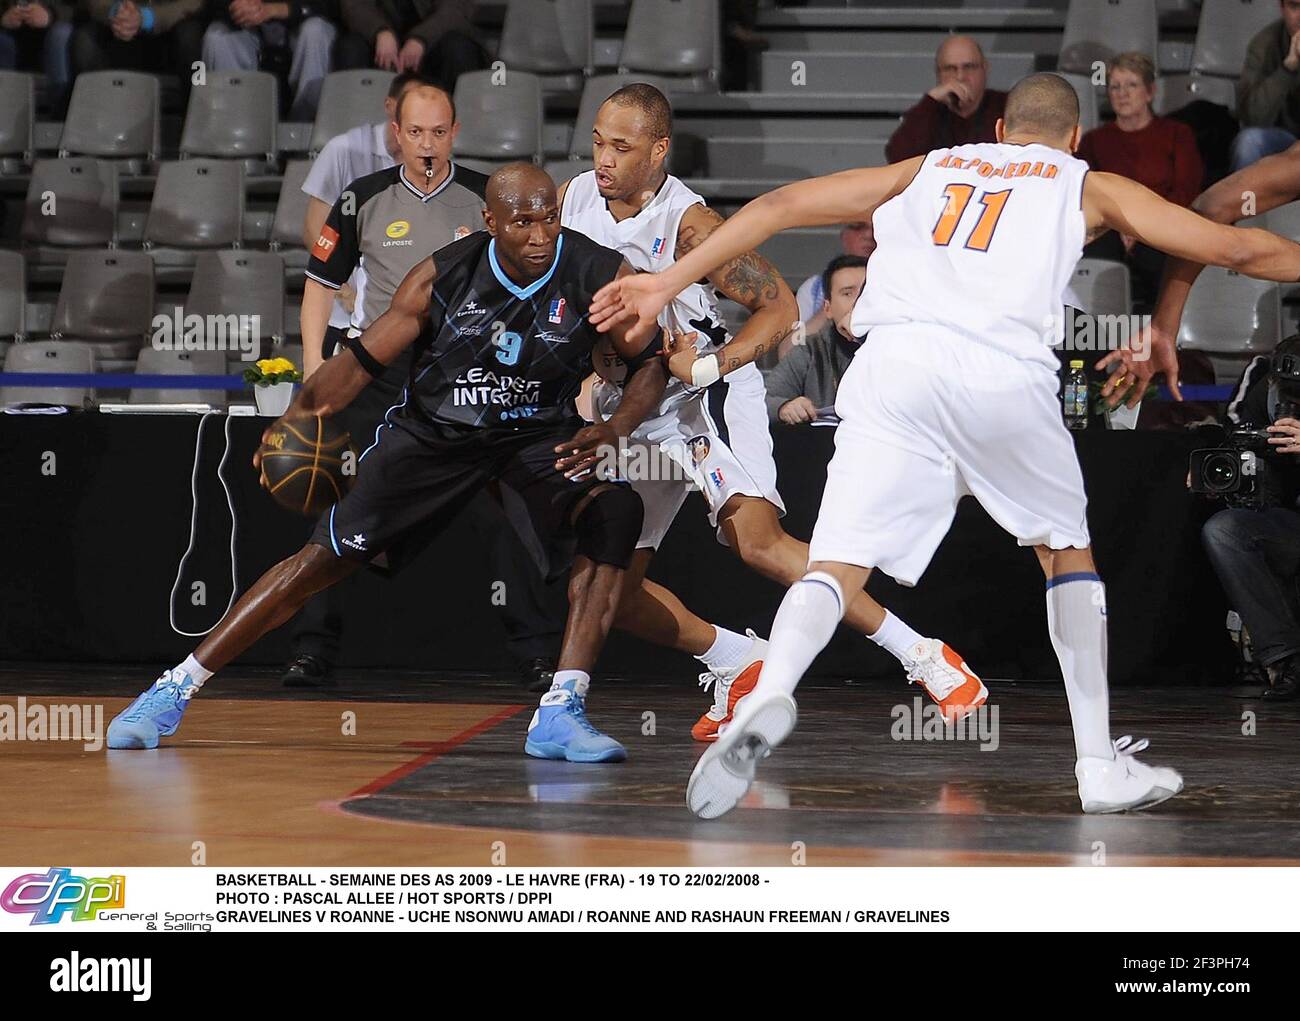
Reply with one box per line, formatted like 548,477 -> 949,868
288,326 -> 567,672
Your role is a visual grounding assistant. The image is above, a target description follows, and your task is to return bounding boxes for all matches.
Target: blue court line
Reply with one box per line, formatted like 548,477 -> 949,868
0,373 -> 256,389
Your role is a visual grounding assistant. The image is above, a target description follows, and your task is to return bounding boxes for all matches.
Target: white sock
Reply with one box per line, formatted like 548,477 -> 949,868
1045,572 -> 1113,761
751,572 -> 847,700
696,626 -> 752,672
867,611 -> 926,666
545,669 -> 590,703
177,655 -> 211,688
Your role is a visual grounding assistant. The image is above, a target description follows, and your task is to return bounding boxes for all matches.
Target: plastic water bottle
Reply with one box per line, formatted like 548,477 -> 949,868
1063,359 -> 1088,430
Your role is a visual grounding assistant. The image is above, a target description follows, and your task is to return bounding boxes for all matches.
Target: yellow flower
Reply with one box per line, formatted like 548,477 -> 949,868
256,357 -> 297,374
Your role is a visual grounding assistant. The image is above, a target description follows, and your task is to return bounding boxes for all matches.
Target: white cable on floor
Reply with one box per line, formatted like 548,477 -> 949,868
169,411 -> 239,637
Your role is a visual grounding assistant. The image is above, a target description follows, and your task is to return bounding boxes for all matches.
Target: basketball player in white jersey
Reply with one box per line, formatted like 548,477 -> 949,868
559,83 -> 986,738
591,74 -> 1300,817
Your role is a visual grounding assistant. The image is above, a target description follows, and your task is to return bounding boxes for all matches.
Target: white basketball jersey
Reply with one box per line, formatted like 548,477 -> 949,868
852,142 -> 1088,371
561,171 -> 731,411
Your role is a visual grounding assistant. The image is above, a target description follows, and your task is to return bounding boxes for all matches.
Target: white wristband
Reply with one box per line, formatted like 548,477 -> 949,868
690,353 -> 721,388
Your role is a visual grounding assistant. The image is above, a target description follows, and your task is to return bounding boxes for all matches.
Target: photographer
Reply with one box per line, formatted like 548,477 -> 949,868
1197,336 -> 1300,698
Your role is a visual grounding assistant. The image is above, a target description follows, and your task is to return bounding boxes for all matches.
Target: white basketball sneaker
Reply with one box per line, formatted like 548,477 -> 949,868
1075,736 -> 1184,813
686,692 -> 797,820
693,630 -> 768,742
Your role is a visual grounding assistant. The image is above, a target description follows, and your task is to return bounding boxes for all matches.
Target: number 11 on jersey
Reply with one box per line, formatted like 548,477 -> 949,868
932,184 -> 1012,252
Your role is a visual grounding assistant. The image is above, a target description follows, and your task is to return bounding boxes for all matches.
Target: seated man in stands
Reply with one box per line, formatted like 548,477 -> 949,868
1233,0 -> 1300,170
885,35 -> 1006,163
0,0 -> 74,113
764,255 -> 867,426
792,220 -> 874,342
334,0 -> 482,90
72,0 -> 205,102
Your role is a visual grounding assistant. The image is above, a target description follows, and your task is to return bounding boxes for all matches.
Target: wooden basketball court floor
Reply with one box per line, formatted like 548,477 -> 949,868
2,665 -> 1298,867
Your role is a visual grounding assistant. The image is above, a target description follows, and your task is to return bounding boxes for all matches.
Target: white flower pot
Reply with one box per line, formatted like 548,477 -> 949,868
254,381 -> 295,417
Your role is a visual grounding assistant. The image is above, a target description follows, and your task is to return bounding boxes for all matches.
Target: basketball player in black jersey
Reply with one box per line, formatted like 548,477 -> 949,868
107,164 -> 669,764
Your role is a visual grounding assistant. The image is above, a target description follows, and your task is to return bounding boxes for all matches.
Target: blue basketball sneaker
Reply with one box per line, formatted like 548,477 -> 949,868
107,669 -> 201,749
524,678 -> 626,763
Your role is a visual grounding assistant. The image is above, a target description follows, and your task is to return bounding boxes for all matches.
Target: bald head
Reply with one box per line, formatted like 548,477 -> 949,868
1003,73 -> 1080,142
486,163 -> 557,217
934,35 -> 988,117
936,35 -> 984,71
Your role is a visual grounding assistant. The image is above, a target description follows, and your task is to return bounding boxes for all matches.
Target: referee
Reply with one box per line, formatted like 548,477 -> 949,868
283,82 -> 564,689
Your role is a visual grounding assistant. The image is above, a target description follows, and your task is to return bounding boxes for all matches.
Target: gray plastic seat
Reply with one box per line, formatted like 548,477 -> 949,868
21,158 -> 119,249
620,0 -> 719,92
130,347 -> 228,406
1058,0 -> 1158,76
2,340 -> 96,408
1057,72 -> 1100,133
1069,258 -> 1131,317
0,251 -> 25,363
185,250 -> 286,360
453,70 -> 544,161
144,160 -> 244,251
59,71 -> 160,161
1155,73 -> 1236,115
271,159 -> 313,249
52,250 -> 155,359
570,74 -> 674,159
1265,200 -> 1300,241
0,70 -> 35,171
180,70 -> 278,163
1192,0 -> 1279,78
1178,267 -> 1280,354
498,0 -> 593,91
310,70 -> 394,154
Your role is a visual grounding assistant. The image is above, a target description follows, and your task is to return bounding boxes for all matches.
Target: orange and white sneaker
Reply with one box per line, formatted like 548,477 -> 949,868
905,638 -> 987,723
692,630 -> 768,742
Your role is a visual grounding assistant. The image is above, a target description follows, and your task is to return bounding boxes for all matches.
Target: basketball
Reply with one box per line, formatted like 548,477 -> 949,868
257,414 -> 355,516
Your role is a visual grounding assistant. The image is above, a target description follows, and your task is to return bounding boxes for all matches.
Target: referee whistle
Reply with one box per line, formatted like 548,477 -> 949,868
423,156 -> 434,180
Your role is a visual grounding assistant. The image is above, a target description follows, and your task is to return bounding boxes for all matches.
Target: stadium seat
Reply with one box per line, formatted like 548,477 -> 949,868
758,228 -> 841,283
497,0 -> 593,91
569,74 -> 674,160
1178,267 -> 1281,357
758,51 -> 1036,95
0,251 -> 25,363
1069,259 -> 1132,317
1058,0 -> 1158,77
310,70 -> 394,154
180,70 -> 279,165
1,340 -> 96,409
1057,72 -> 1100,133
130,348 -> 228,407
271,159 -> 312,264
59,71 -> 160,162
452,70 -> 544,162
185,250 -> 287,359
21,159 -> 118,250
0,70 -> 35,172
1155,74 -> 1236,115
619,0 -> 719,93
1191,0 -> 1279,78
51,250 -> 156,359
144,160 -> 244,254
1265,200 -> 1300,241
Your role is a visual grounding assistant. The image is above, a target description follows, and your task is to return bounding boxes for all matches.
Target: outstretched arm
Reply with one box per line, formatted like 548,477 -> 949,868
294,258 -> 434,417
589,159 -> 924,344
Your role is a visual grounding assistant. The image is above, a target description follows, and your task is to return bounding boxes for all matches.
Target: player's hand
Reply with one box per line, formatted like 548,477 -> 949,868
24,3 -> 52,28
1096,319 -> 1180,409
397,38 -> 425,72
778,396 -> 817,425
1286,30 -> 1300,72
663,328 -> 700,384
111,0 -> 141,40
589,271 -> 675,347
555,422 -> 618,480
374,30 -> 399,70
1268,417 -> 1300,454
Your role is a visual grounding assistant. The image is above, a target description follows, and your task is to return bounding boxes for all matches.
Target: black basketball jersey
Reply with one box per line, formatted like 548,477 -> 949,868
401,228 -> 626,432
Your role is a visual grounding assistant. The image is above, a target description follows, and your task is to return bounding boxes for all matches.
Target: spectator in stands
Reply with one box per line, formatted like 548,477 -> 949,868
0,1 -> 74,112
71,0 -> 206,99
793,220 -> 873,339
885,35 -> 1006,163
1078,52 -> 1203,309
201,0 -> 337,121
764,255 -> 867,425
1233,0 -> 1300,170
334,0 -> 482,90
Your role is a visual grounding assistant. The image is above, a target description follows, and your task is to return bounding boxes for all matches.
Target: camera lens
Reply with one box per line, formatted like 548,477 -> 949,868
1203,452 -> 1240,493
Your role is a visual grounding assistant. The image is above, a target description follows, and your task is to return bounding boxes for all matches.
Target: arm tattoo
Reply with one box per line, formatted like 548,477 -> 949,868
676,205 -> 783,310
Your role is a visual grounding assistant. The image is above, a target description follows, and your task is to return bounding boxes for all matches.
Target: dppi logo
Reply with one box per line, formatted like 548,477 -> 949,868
1,868 -> 125,924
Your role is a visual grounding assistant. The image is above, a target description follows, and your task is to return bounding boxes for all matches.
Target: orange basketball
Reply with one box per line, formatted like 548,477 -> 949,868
257,415 -> 355,516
